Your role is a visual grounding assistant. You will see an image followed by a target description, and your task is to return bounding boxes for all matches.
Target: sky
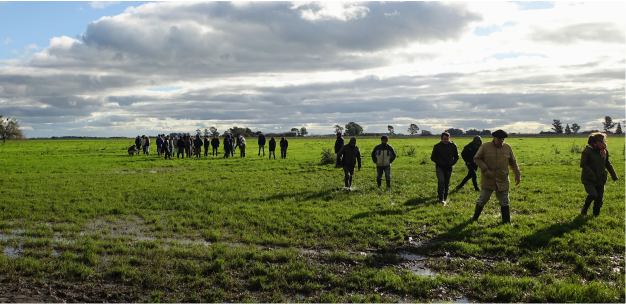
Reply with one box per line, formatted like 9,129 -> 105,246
0,1 -> 624,137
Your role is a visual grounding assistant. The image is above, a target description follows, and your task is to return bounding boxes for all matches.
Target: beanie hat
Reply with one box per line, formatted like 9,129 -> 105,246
491,130 -> 508,138
349,137 -> 357,144
472,136 -> 482,143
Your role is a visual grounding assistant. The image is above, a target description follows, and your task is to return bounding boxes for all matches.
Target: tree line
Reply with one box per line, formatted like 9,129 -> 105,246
550,116 -> 623,135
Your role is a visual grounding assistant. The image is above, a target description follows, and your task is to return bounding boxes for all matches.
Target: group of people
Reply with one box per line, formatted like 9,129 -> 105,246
334,130 -> 618,224
127,132 -> 291,160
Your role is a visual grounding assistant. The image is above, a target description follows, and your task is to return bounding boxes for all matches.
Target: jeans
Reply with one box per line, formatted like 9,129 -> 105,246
269,150 -> 276,159
475,189 -> 510,207
177,147 -> 185,158
436,167 -> 452,198
583,184 -> 605,215
376,166 -> 391,181
212,147 -> 218,156
458,163 -> 479,190
258,145 -> 265,156
281,147 -> 287,159
157,145 -> 162,155
144,146 -> 150,155
343,165 -> 355,188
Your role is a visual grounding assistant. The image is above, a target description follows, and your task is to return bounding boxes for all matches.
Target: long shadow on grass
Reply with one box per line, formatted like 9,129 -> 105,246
521,215 -> 590,249
255,189 -> 337,203
404,194 -> 440,206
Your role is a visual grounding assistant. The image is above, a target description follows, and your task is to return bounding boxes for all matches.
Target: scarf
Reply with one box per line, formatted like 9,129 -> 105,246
593,143 -> 607,154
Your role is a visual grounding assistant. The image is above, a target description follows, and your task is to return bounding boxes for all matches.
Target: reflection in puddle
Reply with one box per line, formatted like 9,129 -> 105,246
397,251 -> 427,261
3,245 -> 22,258
408,264 -> 435,277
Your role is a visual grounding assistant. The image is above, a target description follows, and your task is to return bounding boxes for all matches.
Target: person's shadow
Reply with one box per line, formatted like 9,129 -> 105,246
521,215 -> 591,249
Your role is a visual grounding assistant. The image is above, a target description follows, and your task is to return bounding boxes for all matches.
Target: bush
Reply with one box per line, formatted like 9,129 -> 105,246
320,148 -> 335,165
402,146 -> 416,157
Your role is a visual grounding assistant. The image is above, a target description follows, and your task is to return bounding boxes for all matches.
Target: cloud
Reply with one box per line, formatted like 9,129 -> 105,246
89,1 -> 120,9
2,38 -> 10,45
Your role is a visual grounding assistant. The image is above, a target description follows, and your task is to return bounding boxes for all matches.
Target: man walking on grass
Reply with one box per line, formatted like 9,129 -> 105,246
334,132 -> 344,156
431,132 -> 458,205
471,129 -> 521,224
371,135 -> 396,190
456,136 -> 482,192
336,137 -> 361,190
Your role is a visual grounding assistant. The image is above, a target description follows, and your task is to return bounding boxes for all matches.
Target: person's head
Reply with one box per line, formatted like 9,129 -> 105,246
196,134 -> 200,139
491,129 -> 508,147
472,136 -> 482,146
441,132 -> 450,144
588,132 -> 606,146
381,135 -> 389,144
271,136 -> 275,140
166,135 -> 170,139
281,136 -> 285,140
349,137 -> 357,146
337,132 -> 342,137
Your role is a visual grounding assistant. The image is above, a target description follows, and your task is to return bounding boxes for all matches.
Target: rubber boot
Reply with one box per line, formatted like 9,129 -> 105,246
472,204 -> 484,221
501,205 -> 511,224
592,200 -> 603,217
386,180 -> 391,190
377,180 -> 382,189
580,198 -> 593,215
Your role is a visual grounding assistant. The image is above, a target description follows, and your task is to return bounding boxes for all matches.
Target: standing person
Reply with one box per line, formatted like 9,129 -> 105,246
471,130 -> 521,224
431,132 -> 459,204
203,135 -> 210,157
223,134 -> 231,158
455,136 -> 482,192
211,134 -> 220,156
238,134 -> 247,157
371,135 -> 396,190
194,135 -> 203,158
177,136 -> 186,159
185,135 -> 192,158
144,135 -> 151,156
334,132 -> 344,155
580,133 -> 619,216
163,135 -> 172,160
135,136 -> 142,155
280,137 -> 288,159
258,132 -> 266,156
336,137 -> 361,190
141,135 -> 146,154
230,135 -> 236,157
172,135 -> 178,155
156,134 -> 163,156
268,136 -> 276,159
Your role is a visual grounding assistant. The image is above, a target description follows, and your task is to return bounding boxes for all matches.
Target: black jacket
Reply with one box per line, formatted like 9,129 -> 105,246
223,137 -> 231,150
337,144 -> 362,168
258,134 -> 266,145
177,138 -> 185,148
135,138 -> 141,146
280,139 -> 288,149
204,138 -> 210,147
211,138 -> 220,148
269,138 -> 276,151
334,137 -> 344,153
461,142 -> 480,166
430,141 -> 459,170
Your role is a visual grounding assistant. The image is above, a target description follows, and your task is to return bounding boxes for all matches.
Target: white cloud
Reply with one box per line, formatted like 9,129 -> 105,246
2,38 -> 10,45
89,1 -> 120,9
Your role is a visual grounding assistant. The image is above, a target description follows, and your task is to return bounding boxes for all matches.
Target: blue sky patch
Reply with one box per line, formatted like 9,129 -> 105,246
474,22 -> 518,36
510,1 -> 555,10
489,53 -> 548,60
146,86 -> 183,92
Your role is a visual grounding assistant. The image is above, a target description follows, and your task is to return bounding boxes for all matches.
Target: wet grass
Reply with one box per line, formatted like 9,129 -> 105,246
0,136 -> 624,302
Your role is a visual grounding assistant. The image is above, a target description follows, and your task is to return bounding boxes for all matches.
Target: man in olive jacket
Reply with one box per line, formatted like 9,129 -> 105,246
471,129 -> 521,224
336,137 -> 361,190
431,132 -> 459,204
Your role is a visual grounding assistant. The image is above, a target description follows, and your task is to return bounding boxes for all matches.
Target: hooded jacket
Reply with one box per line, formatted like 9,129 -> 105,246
269,138 -> 276,151
461,139 -> 482,166
337,138 -> 361,168
580,145 -> 617,186
194,136 -> 203,149
258,134 -> 266,146
280,138 -> 288,149
473,141 -> 521,191
371,143 -> 396,167
211,137 -> 220,148
334,136 -> 345,153
431,141 -> 459,170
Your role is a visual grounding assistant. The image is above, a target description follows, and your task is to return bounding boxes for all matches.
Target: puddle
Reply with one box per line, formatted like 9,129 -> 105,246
3,245 -> 22,258
115,171 -> 136,174
434,297 -> 470,303
408,264 -> 436,277
397,251 -> 427,261
52,249 -> 59,257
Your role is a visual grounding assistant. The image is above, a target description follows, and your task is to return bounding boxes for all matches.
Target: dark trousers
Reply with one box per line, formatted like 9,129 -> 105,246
231,147 -> 235,157
343,165 -> 355,188
185,147 -> 191,158
164,149 -> 171,159
177,147 -> 185,159
583,184 -> 605,215
281,147 -> 287,159
458,163 -> 479,190
204,145 -> 209,157
240,146 -> 246,157
269,150 -> 276,159
212,147 -> 218,156
223,149 -> 230,158
136,145 -> 141,155
436,167 -> 452,200
258,145 -> 265,156
376,166 -> 391,181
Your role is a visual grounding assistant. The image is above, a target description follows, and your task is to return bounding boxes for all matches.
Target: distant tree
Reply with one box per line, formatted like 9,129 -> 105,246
344,122 -> 363,136
615,123 -> 623,134
444,128 -> 464,136
209,126 -> 219,136
564,124 -> 571,135
290,128 -> 300,136
300,127 -> 308,137
465,128 -> 481,135
571,123 -> 580,134
203,128 -> 211,137
551,119 -> 563,134
481,129 -> 492,135
407,124 -> 419,136
387,125 -> 395,135
603,116 -> 617,133
333,124 -> 344,134
229,126 -> 253,137
421,130 -> 432,136
0,116 -> 24,143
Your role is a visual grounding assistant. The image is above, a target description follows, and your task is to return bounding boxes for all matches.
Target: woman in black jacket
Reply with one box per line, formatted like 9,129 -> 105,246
580,133 -> 618,216
268,137 -> 277,159
279,137 -> 288,159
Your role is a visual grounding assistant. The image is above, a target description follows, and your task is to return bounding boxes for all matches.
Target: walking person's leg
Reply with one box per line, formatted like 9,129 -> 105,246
495,190 -> 511,224
581,184 -> 597,215
436,167 -> 445,203
384,165 -> 391,189
457,164 -> 473,190
443,169 -> 452,202
376,166 -> 383,188
592,185 -> 605,216
343,166 -> 351,188
472,189 -> 494,220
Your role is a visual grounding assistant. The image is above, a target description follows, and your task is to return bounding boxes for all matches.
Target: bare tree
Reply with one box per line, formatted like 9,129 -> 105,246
407,124 -> 419,136
387,125 -> 395,135
603,116 -> 617,133
333,124 -> 344,134
571,123 -> 581,134
551,119 -> 563,134
0,116 -> 24,143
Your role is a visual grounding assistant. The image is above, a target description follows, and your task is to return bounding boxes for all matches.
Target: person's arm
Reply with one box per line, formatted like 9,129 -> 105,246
371,147 -> 377,163
606,151 -> 618,181
389,146 -> 396,164
508,147 -> 521,185
452,144 -> 459,166
430,145 -> 438,164
336,146 -> 345,167
356,147 -> 362,170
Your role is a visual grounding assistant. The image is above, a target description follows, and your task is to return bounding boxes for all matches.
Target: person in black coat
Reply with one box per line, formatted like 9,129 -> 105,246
334,132 -> 344,155
134,136 -> 142,155
211,134 -> 220,156
336,137 -> 361,190
268,137 -> 276,159
280,137 -> 288,159
430,132 -> 459,204
203,136 -> 210,157
176,136 -> 186,159
223,134 -> 231,158
455,136 -> 482,191
258,132 -> 266,156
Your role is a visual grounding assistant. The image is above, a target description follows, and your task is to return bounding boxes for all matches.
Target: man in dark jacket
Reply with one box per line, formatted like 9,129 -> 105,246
223,134 -> 231,158
211,134 -> 220,156
176,136 -> 186,158
334,132 -> 344,155
579,133 -> 619,216
194,135 -> 203,158
144,135 -> 151,156
203,136 -> 210,157
455,136 -> 482,191
258,132 -> 266,156
156,134 -> 163,156
371,135 -> 396,190
431,132 -> 459,204
185,135 -> 192,158
268,137 -> 276,159
336,137 -> 361,190
134,136 -> 142,155
280,137 -> 288,159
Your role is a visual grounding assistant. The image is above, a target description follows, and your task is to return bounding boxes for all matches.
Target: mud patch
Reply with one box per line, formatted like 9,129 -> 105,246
3,245 -> 22,258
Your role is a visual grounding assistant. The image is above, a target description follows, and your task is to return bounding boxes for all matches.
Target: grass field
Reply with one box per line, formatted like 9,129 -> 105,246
0,135 -> 624,302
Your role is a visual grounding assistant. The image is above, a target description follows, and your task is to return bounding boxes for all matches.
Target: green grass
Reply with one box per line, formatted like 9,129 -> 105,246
0,136 -> 624,302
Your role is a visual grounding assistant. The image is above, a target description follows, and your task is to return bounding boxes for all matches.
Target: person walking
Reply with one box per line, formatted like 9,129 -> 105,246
280,137 -> 288,159
334,132 -> 344,155
258,132 -> 266,156
336,137 -> 361,190
135,136 -> 142,155
203,135 -> 210,157
238,134 -> 247,157
371,135 -> 396,190
455,136 -> 482,192
156,134 -> 163,156
431,132 -> 459,204
580,133 -> 619,216
211,134 -> 220,156
471,130 -> 521,224
223,134 -> 231,158
194,135 -> 203,158
177,136 -> 186,159
268,136 -> 276,159
144,135 -> 151,156
163,135 -> 172,160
